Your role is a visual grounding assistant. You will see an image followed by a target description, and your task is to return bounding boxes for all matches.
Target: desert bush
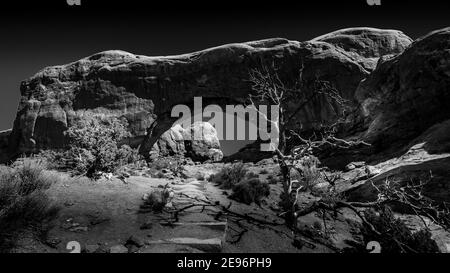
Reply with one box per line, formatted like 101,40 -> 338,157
293,155 -> 323,191
362,206 -> 440,253
35,149 -> 67,170
61,112 -> 140,178
0,160 -> 59,252
209,163 -> 270,205
229,178 -> 270,205
141,186 -> 173,212
312,220 -> 323,231
208,163 -> 248,189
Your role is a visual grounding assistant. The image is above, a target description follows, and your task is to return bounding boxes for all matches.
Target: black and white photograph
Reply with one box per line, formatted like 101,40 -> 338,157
0,0 -> 449,262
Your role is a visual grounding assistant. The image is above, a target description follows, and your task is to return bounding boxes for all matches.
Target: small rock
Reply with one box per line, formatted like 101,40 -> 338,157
126,235 -> 145,248
103,173 -> 113,180
69,226 -> 89,232
345,161 -> 366,171
109,245 -> 128,253
345,163 -> 356,171
365,165 -> 381,177
142,193 -> 150,201
83,244 -> 100,253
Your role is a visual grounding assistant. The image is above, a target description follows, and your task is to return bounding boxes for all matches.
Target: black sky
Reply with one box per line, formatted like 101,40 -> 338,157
0,0 -> 449,135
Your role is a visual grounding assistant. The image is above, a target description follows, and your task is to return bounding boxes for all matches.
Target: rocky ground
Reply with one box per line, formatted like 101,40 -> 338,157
10,133 -> 450,253
10,162 -> 305,253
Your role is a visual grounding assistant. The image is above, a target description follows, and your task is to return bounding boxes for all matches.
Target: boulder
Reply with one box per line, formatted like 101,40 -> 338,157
184,122 -> 223,162
152,122 -> 223,162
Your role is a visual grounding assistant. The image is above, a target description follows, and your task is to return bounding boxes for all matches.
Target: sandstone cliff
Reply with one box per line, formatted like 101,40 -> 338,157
6,27 -> 412,160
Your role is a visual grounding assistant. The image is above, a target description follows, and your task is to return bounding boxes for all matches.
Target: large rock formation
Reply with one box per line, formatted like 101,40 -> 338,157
355,27 -> 450,152
312,27 -> 412,71
0,129 -> 11,162
6,27 -> 412,160
339,27 -> 450,207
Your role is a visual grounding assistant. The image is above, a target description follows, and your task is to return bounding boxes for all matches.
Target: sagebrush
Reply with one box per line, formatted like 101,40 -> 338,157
362,206 -> 440,253
229,178 -> 270,205
210,163 -> 271,205
0,160 -> 59,252
208,163 -> 248,189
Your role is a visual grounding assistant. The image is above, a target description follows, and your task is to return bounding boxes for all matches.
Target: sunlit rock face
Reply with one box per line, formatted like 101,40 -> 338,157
152,122 -> 223,162
6,27 -> 412,160
312,27 -> 413,71
355,27 -> 450,151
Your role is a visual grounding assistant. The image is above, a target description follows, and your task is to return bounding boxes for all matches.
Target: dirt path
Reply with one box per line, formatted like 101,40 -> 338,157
20,171 -> 306,253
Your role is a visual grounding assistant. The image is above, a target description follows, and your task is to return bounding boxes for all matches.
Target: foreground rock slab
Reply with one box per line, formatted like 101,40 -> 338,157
146,237 -> 223,253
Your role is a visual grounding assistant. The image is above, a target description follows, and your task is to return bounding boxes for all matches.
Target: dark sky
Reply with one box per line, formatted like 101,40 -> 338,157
0,0 -> 448,137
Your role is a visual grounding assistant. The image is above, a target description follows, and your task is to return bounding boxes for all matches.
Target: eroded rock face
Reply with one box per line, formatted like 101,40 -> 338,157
0,129 -> 11,162
6,28 -> 412,159
342,118 -> 450,204
153,124 -> 186,157
312,27 -> 412,71
355,27 -> 450,152
152,122 -> 223,162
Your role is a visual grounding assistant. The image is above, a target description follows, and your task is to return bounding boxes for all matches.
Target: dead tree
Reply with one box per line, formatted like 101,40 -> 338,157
247,63 -> 449,252
248,62 -> 366,227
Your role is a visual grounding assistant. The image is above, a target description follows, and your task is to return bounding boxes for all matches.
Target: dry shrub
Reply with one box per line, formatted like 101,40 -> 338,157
295,155 -> 323,191
141,186 -> 173,212
209,163 -> 270,205
229,178 -> 270,205
0,159 -> 59,252
208,163 -> 248,189
45,112 -> 141,179
362,206 -> 440,253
